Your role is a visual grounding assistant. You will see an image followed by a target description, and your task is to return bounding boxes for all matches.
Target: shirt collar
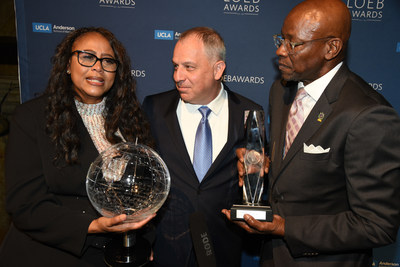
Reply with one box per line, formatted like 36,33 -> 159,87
75,97 -> 106,116
181,83 -> 227,116
299,62 -> 343,102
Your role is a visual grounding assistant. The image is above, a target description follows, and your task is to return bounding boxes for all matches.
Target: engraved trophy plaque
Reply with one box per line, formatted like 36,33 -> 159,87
231,110 -> 273,222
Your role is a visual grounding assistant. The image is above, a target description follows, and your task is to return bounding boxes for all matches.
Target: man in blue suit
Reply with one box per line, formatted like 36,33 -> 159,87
143,27 -> 262,266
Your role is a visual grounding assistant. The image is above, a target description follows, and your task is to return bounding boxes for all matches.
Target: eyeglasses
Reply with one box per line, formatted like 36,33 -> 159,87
273,34 -> 334,55
71,50 -> 119,72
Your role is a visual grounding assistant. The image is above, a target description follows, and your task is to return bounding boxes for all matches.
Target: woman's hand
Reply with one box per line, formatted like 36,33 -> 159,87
88,213 -> 156,234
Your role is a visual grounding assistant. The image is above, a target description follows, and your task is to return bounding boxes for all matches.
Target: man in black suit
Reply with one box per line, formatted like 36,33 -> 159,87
143,27 -> 262,266
223,0 -> 400,266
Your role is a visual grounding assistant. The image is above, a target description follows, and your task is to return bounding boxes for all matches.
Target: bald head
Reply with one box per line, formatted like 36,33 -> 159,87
287,0 -> 351,45
276,0 -> 352,84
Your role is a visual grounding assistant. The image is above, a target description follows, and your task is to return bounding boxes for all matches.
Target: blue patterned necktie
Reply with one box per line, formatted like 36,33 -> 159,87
193,106 -> 212,182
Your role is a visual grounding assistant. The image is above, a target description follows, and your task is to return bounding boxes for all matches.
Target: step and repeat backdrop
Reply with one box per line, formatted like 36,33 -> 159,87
14,0 -> 400,266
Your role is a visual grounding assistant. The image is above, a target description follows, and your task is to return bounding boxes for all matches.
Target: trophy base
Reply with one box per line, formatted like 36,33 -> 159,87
231,204 -> 273,222
104,234 -> 151,267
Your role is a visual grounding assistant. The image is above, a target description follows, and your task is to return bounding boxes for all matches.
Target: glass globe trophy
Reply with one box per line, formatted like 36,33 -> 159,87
86,142 -> 171,266
230,110 -> 272,222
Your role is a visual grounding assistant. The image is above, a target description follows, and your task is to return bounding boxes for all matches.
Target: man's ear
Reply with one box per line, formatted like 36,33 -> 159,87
213,60 -> 226,80
325,38 -> 343,60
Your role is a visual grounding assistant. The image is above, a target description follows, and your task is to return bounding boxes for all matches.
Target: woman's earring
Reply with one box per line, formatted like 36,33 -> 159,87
67,69 -> 71,74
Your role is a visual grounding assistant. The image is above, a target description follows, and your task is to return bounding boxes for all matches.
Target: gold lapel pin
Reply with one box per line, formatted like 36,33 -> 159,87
317,112 -> 325,122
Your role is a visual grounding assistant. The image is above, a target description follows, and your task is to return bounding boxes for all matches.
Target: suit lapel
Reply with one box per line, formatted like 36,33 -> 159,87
163,94 -> 199,183
279,94 -> 332,169
207,90 -> 241,178
55,107 -> 99,185
270,82 -> 295,178
272,64 -> 349,184
74,106 -> 99,164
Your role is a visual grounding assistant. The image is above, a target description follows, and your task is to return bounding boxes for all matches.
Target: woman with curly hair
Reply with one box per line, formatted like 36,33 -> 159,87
0,27 -> 155,266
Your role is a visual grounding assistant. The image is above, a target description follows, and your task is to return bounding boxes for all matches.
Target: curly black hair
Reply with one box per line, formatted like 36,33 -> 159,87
44,27 -> 153,165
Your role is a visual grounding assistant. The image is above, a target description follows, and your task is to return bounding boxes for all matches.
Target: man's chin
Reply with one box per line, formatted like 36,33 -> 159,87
177,92 -> 192,103
280,74 -> 293,82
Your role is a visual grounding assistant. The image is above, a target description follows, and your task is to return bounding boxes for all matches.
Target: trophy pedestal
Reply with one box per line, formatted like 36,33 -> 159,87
231,204 -> 273,222
104,232 -> 151,267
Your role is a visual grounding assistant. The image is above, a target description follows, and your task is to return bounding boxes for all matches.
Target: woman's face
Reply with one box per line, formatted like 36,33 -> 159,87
68,32 -> 116,104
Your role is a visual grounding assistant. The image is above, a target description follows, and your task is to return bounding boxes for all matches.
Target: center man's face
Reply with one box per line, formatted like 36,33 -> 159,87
172,35 -> 222,105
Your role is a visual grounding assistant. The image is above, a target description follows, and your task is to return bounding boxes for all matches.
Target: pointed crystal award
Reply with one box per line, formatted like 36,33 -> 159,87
231,110 -> 272,222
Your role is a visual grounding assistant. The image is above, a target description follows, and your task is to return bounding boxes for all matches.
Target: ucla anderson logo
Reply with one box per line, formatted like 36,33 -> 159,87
32,23 -> 52,33
154,30 -> 174,40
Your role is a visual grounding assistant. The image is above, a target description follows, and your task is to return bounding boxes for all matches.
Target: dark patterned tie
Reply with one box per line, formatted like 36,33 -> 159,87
193,106 -> 212,182
284,88 -> 307,157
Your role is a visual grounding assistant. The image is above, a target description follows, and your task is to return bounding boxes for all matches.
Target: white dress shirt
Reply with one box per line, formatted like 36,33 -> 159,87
299,62 -> 343,121
176,83 -> 229,163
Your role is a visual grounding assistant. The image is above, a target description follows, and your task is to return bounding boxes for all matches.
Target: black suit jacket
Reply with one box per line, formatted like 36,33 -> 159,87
142,87 -> 262,267
262,64 -> 400,266
0,96 -> 116,266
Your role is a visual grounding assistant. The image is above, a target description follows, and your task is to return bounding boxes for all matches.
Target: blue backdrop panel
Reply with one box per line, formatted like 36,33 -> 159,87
14,0 -> 400,266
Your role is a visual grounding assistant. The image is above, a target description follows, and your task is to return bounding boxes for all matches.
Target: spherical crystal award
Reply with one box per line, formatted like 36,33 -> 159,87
231,110 -> 272,222
86,142 -> 170,266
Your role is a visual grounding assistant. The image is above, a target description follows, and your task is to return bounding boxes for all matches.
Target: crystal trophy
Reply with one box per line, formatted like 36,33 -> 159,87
86,142 -> 171,266
231,110 -> 272,222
